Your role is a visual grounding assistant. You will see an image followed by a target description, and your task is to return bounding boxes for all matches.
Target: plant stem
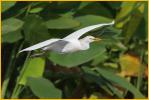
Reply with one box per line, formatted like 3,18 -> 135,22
2,43 -> 18,98
136,50 -> 145,90
25,3 -> 32,17
11,85 -> 22,98
11,52 -> 31,98
11,3 -> 32,98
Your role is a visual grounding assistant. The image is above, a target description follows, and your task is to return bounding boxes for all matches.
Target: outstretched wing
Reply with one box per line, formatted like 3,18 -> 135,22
63,20 -> 115,40
19,39 -> 60,53
42,40 -> 69,52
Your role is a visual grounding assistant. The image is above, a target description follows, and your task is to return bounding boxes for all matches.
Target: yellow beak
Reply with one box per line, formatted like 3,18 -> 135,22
94,37 -> 102,41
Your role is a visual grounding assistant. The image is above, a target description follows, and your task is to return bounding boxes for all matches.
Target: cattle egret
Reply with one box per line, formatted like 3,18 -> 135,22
19,21 -> 114,54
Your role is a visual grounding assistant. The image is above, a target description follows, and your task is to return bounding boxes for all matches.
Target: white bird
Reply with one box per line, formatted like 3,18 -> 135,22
19,21 -> 114,54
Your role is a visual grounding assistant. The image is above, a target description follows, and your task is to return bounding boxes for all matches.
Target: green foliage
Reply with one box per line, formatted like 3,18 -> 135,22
2,30 -> 22,43
18,57 -> 45,85
2,1 -> 16,12
95,68 -> 145,98
45,16 -> 80,29
23,15 -> 50,44
2,1 -> 148,99
48,43 -> 105,67
144,3 -> 148,40
2,18 -> 24,34
2,18 -> 24,43
75,15 -> 112,28
29,7 -> 43,13
27,77 -> 62,98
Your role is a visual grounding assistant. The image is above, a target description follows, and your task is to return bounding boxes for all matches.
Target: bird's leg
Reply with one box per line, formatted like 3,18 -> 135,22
30,52 -> 46,58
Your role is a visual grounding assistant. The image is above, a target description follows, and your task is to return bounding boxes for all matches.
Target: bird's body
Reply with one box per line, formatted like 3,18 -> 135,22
61,39 -> 82,53
41,39 -> 89,53
41,39 -> 82,53
19,21 -> 115,54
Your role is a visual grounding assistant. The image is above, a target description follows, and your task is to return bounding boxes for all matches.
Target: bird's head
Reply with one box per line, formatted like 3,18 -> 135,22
82,35 -> 101,43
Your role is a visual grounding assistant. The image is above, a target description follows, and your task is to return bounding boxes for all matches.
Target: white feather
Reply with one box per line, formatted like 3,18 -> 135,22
19,39 -> 60,53
64,20 -> 115,40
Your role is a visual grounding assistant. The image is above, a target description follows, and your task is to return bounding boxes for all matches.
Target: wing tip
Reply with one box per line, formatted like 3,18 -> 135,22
19,49 -> 30,53
19,50 -> 25,53
111,20 -> 115,25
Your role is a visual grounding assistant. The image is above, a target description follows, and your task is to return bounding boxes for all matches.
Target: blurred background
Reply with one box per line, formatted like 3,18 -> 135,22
2,1 -> 148,99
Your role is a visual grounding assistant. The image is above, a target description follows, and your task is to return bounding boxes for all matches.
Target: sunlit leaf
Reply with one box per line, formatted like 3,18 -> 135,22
138,3 -> 144,13
89,92 -> 100,99
119,54 -> 141,76
103,63 -> 118,69
29,7 -> 43,13
123,10 -> 143,44
19,57 -> 45,85
116,2 -> 136,19
89,92 -> 113,99
115,2 -> 136,28
27,77 -> 62,98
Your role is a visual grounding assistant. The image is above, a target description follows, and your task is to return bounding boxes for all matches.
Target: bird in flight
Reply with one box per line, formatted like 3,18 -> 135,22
19,21 -> 114,55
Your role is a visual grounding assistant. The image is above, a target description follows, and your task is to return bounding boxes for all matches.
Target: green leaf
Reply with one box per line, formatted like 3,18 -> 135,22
106,83 -> 123,98
2,30 -> 22,43
48,43 -> 106,67
2,18 -> 24,43
91,51 -> 108,66
27,77 -> 62,98
82,67 -> 115,97
116,2 -> 136,21
75,15 -> 112,29
76,3 -> 112,18
123,10 -> 143,44
95,68 -> 145,98
45,17 -> 80,29
61,12 -> 74,18
23,15 -> 50,44
2,1 -> 16,12
115,2 -> 137,28
144,2 -> 148,40
29,7 -> 43,13
108,2 -> 122,9
2,18 -> 24,34
19,57 -> 45,85
77,2 -> 92,10
82,67 -> 104,84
